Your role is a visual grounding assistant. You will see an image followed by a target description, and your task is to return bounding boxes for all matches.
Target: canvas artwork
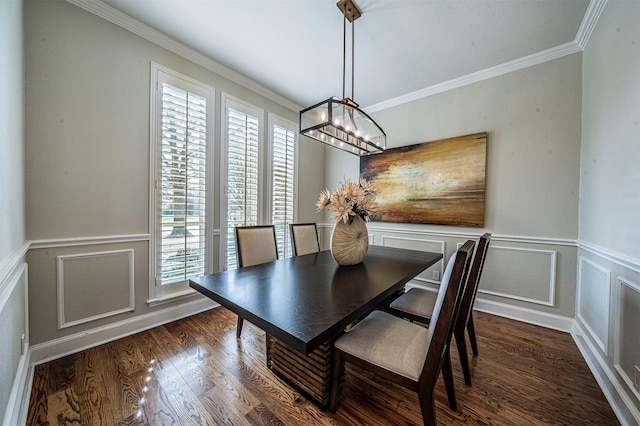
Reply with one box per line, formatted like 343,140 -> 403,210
360,132 -> 487,227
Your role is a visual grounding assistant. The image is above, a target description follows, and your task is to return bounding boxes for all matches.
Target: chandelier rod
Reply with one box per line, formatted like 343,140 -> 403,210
349,20 -> 357,131
341,14 -> 357,102
342,15 -> 346,100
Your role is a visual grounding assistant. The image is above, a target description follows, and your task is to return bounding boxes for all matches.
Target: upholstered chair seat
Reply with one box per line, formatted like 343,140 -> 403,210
335,310 -> 430,380
389,288 -> 437,320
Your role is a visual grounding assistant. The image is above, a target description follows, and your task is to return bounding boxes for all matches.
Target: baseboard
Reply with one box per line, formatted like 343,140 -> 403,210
30,296 -> 217,365
572,320 -> 640,426
473,297 -> 574,332
2,347 -> 32,426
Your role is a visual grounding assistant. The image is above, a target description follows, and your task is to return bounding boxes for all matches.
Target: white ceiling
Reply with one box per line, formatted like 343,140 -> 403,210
100,0 -> 591,109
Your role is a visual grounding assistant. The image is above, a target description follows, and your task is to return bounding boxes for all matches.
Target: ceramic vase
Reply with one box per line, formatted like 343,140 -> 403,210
330,215 -> 369,266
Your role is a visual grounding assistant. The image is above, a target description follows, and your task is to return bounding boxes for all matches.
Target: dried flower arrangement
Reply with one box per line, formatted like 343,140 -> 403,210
316,178 -> 378,223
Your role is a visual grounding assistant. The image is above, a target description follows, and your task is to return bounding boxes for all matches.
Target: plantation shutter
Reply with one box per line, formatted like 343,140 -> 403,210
158,83 -> 207,284
271,124 -> 296,258
226,107 -> 260,269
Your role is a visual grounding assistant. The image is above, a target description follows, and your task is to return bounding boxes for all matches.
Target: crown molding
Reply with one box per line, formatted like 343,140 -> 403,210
67,0 -> 606,116
65,0 -> 301,112
575,0 -> 608,50
365,41 -> 582,113
365,0 -> 609,113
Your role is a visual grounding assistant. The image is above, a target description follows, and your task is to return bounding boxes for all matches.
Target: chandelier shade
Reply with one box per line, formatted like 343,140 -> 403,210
298,0 -> 386,157
299,97 -> 386,156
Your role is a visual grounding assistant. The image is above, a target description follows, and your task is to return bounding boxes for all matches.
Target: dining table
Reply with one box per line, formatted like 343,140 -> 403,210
190,245 -> 443,407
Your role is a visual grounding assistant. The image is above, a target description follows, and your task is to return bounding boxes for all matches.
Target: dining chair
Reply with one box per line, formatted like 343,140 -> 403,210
234,225 -> 279,338
388,233 -> 491,387
329,240 -> 475,425
289,223 -> 320,256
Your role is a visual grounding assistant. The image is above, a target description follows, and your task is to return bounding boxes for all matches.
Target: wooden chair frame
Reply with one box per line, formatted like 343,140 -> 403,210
233,225 -> 279,338
329,240 -> 475,425
387,233 -> 491,387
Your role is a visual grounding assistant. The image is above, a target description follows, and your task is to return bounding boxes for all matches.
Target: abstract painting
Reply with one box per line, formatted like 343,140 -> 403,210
360,132 -> 487,227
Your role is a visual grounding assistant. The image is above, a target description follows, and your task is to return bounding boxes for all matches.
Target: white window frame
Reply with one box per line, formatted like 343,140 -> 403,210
220,92 -> 265,270
267,113 -> 299,258
148,62 -> 214,304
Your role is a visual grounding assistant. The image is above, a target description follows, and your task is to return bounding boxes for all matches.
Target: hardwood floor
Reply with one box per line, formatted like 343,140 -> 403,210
27,307 -> 619,425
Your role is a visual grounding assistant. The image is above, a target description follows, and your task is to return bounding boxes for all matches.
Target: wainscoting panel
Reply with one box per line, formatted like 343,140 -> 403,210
577,256 -> 611,355
379,235 -> 445,285
614,277 -> 640,402
57,249 -> 135,329
479,245 -> 557,306
0,256 -> 29,426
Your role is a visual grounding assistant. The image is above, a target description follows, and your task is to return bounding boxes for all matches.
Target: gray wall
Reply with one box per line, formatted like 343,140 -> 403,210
15,0 -> 640,422
24,0 -> 324,346
576,1 -> 640,422
0,0 -> 28,422
322,53 -> 582,320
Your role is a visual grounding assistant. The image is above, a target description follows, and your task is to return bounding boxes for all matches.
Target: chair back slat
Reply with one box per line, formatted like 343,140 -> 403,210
235,225 -> 279,268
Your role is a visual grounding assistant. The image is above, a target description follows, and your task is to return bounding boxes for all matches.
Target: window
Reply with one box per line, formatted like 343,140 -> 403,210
269,114 -> 297,259
222,94 -> 263,270
150,63 -> 213,301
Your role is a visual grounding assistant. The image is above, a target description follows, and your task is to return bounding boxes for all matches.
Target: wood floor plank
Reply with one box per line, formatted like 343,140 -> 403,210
26,364 -> 49,425
46,354 -> 75,396
108,335 -> 149,377
27,308 -> 620,426
74,347 -> 116,425
94,340 -> 148,423
187,315 -> 343,426
46,387 -> 81,425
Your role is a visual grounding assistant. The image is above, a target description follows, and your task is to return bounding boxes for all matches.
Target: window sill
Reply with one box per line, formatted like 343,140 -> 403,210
146,288 -> 205,308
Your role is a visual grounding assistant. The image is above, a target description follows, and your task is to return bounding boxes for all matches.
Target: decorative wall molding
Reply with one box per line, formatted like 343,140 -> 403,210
380,235 -> 445,285
56,249 -> 135,329
404,282 -> 573,332
319,223 -> 576,247
65,0 -> 300,112
367,0 -> 607,113
66,0 -> 604,120
0,262 -> 27,315
30,296 -> 216,365
579,240 -> 640,275
323,223 -> 567,307
0,241 -> 29,293
146,288 -> 204,308
614,276 -> 640,403
30,234 -> 150,249
3,343 -> 31,426
366,41 -> 582,113
575,0 -> 609,50
479,245 -> 557,307
573,321 -> 640,426
577,256 -> 611,355
474,297 -> 574,333
1,262 -> 29,426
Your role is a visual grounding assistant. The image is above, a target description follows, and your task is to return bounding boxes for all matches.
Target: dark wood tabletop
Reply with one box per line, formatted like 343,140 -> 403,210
190,245 -> 442,354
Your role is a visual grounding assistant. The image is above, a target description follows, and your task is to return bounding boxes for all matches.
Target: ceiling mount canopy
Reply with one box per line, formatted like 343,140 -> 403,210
299,0 -> 386,157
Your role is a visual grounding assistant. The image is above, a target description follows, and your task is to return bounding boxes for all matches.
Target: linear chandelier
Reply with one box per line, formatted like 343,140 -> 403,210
299,0 -> 386,156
